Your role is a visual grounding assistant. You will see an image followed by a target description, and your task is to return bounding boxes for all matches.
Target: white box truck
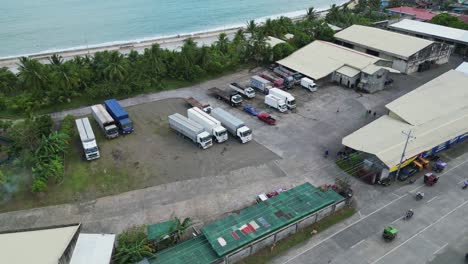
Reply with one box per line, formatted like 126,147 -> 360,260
265,94 -> 287,112
187,107 -> 228,143
269,88 -> 296,109
75,117 -> 100,160
91,104 -> 119,139
229,83 -> 255,99
300,77 -> 317,92
168,113 -> 213,149
211,108 -> 252,144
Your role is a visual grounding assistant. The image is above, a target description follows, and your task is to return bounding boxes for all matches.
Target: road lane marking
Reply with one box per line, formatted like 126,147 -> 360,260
426,196 -> 438,204
350,239 -> 366,249
390,217 -> 401,224
434,243 -> 448,255
391,193 -> 400,198
281,194 -> 408,264
370,199 -> 468,264
358,210 -> 363,217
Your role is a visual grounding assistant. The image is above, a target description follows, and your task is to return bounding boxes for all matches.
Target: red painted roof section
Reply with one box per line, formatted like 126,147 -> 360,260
388,6 -> 437,21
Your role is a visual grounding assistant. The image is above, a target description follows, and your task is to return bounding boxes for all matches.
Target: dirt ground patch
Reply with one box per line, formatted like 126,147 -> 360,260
0,98 -> 279,212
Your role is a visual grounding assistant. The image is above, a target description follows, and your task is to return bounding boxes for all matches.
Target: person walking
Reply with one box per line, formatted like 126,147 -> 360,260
373,111 -> 377,118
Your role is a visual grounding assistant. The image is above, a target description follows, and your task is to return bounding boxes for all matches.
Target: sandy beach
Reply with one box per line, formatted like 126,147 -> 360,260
0,1 -> 351,72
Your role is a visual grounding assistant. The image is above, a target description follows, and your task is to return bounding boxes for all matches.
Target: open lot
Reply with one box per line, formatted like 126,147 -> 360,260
0,54 -> 464,257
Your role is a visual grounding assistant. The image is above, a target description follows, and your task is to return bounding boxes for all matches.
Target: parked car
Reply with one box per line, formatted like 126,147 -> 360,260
257,112 -> 276,125
243,105 -> 259,116
398,165 -> 418,181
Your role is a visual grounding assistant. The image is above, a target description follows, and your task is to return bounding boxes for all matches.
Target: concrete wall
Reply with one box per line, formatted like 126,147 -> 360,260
332,72 -> 360,88
360,68 -> 388,93
224,200 -> 348,263
405,42 -> 452,74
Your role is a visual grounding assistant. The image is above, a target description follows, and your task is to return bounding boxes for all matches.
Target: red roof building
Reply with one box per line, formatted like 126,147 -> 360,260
387,6 -> 437,21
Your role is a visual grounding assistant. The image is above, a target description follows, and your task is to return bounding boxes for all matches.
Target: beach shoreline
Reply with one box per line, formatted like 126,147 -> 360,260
0,1 -> 351,70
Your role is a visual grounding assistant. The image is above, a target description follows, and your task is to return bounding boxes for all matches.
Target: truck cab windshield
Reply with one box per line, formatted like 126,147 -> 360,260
241,129 -> 252,137
217,130 -> 227,137
201,135 -> 212,143
232,95 -> 242,104
122,122 -> 133,130
289,99 -> 296,105
85,147 -> 98,154
107,127 -> 118,135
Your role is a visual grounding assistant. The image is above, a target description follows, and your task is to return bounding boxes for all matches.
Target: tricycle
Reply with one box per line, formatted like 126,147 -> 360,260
382,226 -> 398,241
432,160 -> 447,173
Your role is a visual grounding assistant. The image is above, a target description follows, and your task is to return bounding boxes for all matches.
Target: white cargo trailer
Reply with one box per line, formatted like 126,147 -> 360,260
75,117 -> 100,160
211,108 -> 252,144
168,113 -> 213,149
187,107 -> 228,143
91,104 -> 119,139
265,94 -> 287,112
269,88 -> 296,109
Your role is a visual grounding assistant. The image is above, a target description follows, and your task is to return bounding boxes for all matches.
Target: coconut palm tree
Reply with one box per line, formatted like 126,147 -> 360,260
246,20 -> 257,35
17,57 -> 47,93
215,33 -> 229,54
103,51 -> 127,82
48,54 -> 63,66
306,7 -> 318,20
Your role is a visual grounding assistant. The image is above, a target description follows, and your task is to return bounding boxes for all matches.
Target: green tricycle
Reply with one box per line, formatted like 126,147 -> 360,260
382,226 -> 398,241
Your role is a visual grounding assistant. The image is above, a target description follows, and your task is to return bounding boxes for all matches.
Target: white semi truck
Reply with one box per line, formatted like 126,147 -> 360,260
269,88 -> 296,109
229,83 -> 255,99
168,113 -> 213,149
211,108 -> 252,144
75,117 -> 100,160
265,94 -> 287,112
187,107 -> 228,143
91,104 -> 119,139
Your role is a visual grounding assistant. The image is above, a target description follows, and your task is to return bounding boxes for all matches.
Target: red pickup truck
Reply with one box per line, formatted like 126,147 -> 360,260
257,112 -> 276,125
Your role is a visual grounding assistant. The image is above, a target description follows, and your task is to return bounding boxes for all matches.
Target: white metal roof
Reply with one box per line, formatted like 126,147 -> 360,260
0,225 -> 80,264
277,41 -> 384,80
386,70 -> 468,126
266,36 -> 286,47
343,70 -> 468,168
70,233 -> 116,264
334,25 -> 434,59
456,62 -> 468,75
336,65 -> 360,77
389,19 -> 468,45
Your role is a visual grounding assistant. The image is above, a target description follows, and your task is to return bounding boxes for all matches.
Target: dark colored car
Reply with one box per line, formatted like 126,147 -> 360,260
243,105 -> 259,116
257,112 -> 276,125
398,165 -> 418,181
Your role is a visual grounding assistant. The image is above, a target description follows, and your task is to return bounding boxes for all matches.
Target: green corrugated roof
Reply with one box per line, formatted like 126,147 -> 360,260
147,235 -> 219,264
201,183 -> 344,256
147,220 -> 176,241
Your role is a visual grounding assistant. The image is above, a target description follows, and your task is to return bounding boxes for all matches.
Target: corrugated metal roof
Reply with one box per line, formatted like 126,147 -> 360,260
387,6 -> 437,21
277,41 -> 384,80
336,65 -> 360,77
201,183 -> 343,256
70,233 -> 115,264
386,70 -> 468,126
0,224 -> 80,264
343,70 -> 468,168
147,220 -> 175,240
334,25 -> 433,59
266,36 -> 286,47
389,19 -> 468,45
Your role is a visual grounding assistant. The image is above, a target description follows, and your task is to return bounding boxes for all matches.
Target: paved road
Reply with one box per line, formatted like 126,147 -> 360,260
273,151 -> 468,264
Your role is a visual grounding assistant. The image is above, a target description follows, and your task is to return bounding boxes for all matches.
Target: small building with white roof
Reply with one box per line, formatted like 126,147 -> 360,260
389,19 -> 468,56
334,25 -> 453,74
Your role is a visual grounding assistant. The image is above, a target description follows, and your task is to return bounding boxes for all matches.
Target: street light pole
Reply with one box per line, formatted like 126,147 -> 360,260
395,130 -> 416,181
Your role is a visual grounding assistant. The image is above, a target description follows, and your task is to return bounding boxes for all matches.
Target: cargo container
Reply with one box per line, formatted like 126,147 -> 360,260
211,108 -> 252,143
187,107 -> 228,143
91,104 -> 119,139
75,117 -> 100,160
168,113 -> 213,149
104,99 -> 134,134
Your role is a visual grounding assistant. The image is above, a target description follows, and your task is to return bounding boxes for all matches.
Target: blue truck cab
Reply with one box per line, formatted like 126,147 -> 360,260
104,99 -> 134,134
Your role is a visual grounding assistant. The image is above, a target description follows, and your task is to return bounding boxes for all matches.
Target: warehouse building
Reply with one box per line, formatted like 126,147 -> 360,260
342,69 -> 468,183
389,19 -> 468,56
334,25 -> 453,74
277,40 -> 398,93
141,183 -> 345,264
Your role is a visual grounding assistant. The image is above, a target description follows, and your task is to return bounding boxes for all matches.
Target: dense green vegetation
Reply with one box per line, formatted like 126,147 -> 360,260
0,5 -> 389,118
239,207 -> 356,264
431,13 -> 468,30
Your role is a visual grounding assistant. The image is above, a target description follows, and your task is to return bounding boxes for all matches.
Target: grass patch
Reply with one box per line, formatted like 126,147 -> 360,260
335,153 -> 364,177
238,207 -> 356,264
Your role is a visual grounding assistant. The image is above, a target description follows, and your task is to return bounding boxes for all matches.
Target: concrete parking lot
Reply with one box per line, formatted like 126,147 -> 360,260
0,54 -> 464,260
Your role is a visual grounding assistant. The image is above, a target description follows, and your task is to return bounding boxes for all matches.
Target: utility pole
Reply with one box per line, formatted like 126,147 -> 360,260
395,130 -> 416,181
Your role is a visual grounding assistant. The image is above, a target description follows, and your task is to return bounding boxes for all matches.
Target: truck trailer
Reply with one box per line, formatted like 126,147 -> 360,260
208,87 -> 243,107
229,83 -> 255,99
75,117 -> 100,160
185,97 -> 212,113
187,107 -> 228,143
168,113 -> 213,149
91,104 -> 119,139
269,88 -> 296,109
265,94 -> 287,112
250,75 -> 272,94
211,108 -> 252,144
260,71 -> 284,88
273,67 -> 294,88
277,66 -> 303,84
104,99 -> 134,134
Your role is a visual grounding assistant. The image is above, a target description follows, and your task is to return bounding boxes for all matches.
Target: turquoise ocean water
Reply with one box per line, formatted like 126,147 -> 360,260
1,0 -> 345,58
